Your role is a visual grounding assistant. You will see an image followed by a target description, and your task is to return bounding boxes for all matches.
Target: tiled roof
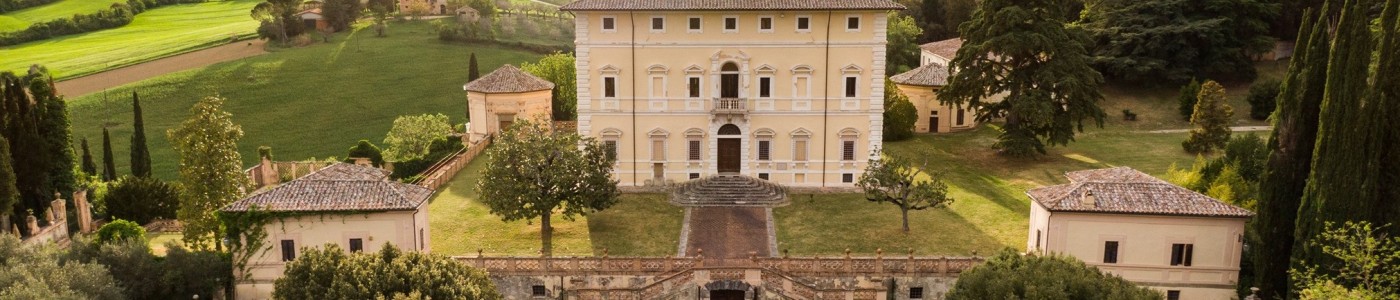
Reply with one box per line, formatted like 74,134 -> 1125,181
919,38 -> 962,60
560,0 -> 905,11
1027,167 -> 1253,218
222,164 -> 430,213
890,63 -> 949,87
462,65 -> 555,94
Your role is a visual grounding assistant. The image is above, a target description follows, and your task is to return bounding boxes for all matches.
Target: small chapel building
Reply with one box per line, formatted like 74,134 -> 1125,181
463,64 -> 555,143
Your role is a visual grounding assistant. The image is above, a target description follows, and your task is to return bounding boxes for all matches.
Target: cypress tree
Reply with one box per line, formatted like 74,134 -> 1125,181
2,72 -> 52,234
1177,79 -> 1201,120
469,53 -> 481,82
80,138 -> 97,175
1251,7 -> 1330,298
130,91 -> 151,178
101,127 -> 116,181
1367,0 -> 1400,235
1292,0 -> 1379,277
0,134 -> 18,221
31,74 -> 75,200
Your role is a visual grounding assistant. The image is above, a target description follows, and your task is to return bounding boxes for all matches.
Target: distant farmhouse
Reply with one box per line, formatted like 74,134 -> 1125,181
1027,167 -> 1253,300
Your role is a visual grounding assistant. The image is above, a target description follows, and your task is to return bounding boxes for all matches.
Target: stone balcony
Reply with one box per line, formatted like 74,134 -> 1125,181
671,174 -> 788,207
711,98 -> 748,121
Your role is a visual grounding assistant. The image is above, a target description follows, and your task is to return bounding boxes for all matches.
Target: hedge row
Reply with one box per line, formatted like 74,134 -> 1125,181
0,0 -> 58,13
0,0 -> 205,46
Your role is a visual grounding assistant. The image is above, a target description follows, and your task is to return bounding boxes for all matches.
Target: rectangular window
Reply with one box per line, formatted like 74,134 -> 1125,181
844,77 -> 857,98
651,17 -> 664,31
1036,230 -> 1042,249
688,140 -> 701,160
842,173 -> 854,183
602,17 -> 615,31
758,77 -> 772,98
280,240 -> 296,261
796,17 -> 810,31
418,229 -> 424,250
689,173 -> 701,179
688,77 -> 701,98
793,140 -> 808,161
349,238 -> 364,253
1104,241 -> 1119,264
724,17 -> 737,31
909,287 -> 924,299
604,140 -> 618,161
757,140 -> 770,160
847,16 -> 860,30
1166,291 -> 1181,300
842,141 -> 855,161
1170,243 -> 1194,266
689,17 -> 701,31
532,285 -> 548,296
957,108 -> 967,125
758,173 -> 769,180
604,77 -> 617,98
652,140 -> 665,161
759,17 -> 773,31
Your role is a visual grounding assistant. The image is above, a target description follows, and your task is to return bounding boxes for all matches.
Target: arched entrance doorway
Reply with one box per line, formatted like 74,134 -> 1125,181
720,62 -> 740,98
705,280 -> 753,300
717,124 -> 741,173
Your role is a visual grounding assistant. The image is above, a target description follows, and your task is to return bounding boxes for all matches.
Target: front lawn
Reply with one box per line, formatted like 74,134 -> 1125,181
427,151 -> 683,257
66,20 -> 544,180
0,0 -> 124,32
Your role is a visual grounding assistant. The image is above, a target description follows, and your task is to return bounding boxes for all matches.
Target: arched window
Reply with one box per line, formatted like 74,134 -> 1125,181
718,124 -> 741,135
720,62 -> 740,98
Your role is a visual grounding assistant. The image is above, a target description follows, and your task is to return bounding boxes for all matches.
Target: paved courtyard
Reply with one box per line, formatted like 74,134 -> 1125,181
683,207 -> 774,259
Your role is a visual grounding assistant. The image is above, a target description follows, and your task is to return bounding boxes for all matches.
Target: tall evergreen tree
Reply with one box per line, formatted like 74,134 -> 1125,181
1177,79 -> 1202,120
1182,81 -> 1234,153
167,96 -> 247,251
1292,0 -> 1379,278
1251,8 -> 1330,298
468,53 -> 480,82
917,0 -> 950,42
1078,0 -> 1279,84
0,134 -> 18,223
130,92 -> 151,178
939,0 -> 1105,157
101,128 -> 116,181
1372,0 -> 1400,232
80,138 -> 97,176
1,72 -> 52,235
29,73 -> 75,200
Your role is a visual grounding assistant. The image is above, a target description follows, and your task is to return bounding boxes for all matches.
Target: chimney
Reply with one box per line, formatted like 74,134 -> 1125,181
1081,190 -> 1096,208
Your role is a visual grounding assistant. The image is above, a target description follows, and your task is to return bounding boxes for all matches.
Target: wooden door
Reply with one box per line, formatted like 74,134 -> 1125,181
717,138 -> 740,173
929,111 -> 940,133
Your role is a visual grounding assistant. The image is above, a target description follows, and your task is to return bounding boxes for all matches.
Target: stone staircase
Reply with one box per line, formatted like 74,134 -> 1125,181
671,175 -> 788,207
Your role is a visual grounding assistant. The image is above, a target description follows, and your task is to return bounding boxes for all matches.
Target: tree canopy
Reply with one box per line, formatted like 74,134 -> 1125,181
383,114 -> 454,162
275,243 -> 502,300
0,235 -> 124,300
130,92 -> 151,178
939,0 -> 1105,157
948,249 -> 1162,300
882,80 -> 917,141
520,53 -> 577,121
1182,80 -> 1234,153
856,154 -> 952,232
167,96 -> 247,250
1078,0 -> 1279,84
886,12 -> 923,75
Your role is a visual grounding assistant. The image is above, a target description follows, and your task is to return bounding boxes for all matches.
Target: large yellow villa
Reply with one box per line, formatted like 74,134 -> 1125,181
561,0 -> 905,188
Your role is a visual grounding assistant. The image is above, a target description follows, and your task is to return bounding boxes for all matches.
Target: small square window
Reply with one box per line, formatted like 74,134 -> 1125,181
724,17 -> 737,31
796,17 -> 810,31
689,17 -> 701,31
602,17 -> 616,31
910,287 -> 924,299
532,285 -> 548,296
846,16 -> 860,30
1171,243 -> 1194,266
689,173 -> 701,179
759,17 -> 773,31
842,173 -> 854,183
651,17 -> 664,31
349,238 -> 364,253
758,173 -> 769,180
1166,290 -> 1181,300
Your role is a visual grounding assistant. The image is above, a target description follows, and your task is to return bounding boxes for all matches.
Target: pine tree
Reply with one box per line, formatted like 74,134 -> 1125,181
130,92 -> 151,178
1177,79 -> 1201,120
1371,0 -> 1400,234
79,138 -> 97,176
2,72 -> 52,235
30,74 -> 75,200
917,0 -> 950,42
1182,81 -> 1234,153
468,53 -> 480,82
1292,0 -> 1380,279
0,134 -> 18,220
101,127 -> 116,181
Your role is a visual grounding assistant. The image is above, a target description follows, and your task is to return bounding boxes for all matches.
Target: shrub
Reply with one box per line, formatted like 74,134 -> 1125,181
64,237 -> 230,299
948,249 -> 1161,300
390,137 -> 463,179
0,235 -> 124,300
1177,79 -> 1201,121
345,140 -> 385,167
274,243 -> 501,299
0,0 -> 59,13
882,80 -> 917,141
0,0 -> 207,46
1246,79 -> 1281,120
95,219 -> 146,244
102,176 -> 179,225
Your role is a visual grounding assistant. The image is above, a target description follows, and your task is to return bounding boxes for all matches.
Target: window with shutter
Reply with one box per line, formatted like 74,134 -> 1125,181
280,240 -> 296,261
688,140 -> 701,160
1104,241 -> 1119,263
652,140 -> 665,161
758,140 -> 770,160
842,141 -> 855,161
794,140 -> 808,161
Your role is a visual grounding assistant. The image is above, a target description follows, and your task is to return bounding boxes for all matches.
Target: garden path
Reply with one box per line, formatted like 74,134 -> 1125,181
54,39 -> 267,97
682,207 -> 774,261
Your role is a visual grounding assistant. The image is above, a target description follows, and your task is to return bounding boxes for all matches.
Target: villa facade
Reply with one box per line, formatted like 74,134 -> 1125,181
562,0 -> 905,188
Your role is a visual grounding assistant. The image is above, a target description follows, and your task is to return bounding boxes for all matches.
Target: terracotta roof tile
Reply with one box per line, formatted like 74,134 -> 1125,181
463,65 -> 555,94
919,38 -> 962,60
1027,167 -> 1253,218
890,63 -> 949,87
222,164 -> 430,213
561,0 -> 905,11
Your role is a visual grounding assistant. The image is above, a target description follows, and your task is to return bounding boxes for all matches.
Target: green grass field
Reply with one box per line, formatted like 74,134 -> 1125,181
1,0 -> 260,79
428,149 -> 683,257
66,21 -> 544,180
0,0 -> 123,32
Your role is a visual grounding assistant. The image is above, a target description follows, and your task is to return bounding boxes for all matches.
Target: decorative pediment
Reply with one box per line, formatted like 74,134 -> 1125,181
648,128 -> 670,138
599,65 -> 621,75
684,128 -> 706,138
684,65 -> 705,74
647,64 -> 669,75
839,128 -> 860,137
754,64 -> 777,74
790,128 -> 813,137
791,65 -> 814,74
753,128 -> 775,138
600,128 -> 624,137
841,64 -> 864,74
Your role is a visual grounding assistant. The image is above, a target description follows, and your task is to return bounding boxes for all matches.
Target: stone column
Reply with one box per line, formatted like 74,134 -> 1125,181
75,190 -> 94,233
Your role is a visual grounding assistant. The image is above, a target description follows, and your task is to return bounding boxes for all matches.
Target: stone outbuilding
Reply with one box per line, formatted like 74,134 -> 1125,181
294,8 -> 329,32
463,64 -> 555,142
890,63 -> 978,133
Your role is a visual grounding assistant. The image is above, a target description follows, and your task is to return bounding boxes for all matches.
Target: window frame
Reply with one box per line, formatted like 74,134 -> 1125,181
956,107 -> 967,126
688,140 -> 702,161
841,173 -> 854,183
842,140 -> 856,161
603,140 -> 618,161
757,76 -> 773,98
601,16 -> 617,32
532,285 -> 548,297
795,15 -> 811,32
687,16 -> 702,33
1170,243 -> 1194,266
603,76 -> 618,98
1103,241 -> 1119,264
845,14 -> 861,32
757,15 -> 774,33
909,287 -> 924,299
280,239 -> 296,262
650,16 -> 665,32
722,15 -> 738,33
349,238 -> 364,253
843,76 -> 858,98
687,76 -> 702,98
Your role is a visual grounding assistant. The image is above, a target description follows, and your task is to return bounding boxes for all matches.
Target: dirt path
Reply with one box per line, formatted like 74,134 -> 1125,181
1146,126 -> 1273,133
55,39 -> 268,98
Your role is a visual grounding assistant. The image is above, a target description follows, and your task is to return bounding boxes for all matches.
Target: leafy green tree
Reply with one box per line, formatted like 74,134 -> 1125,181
886,12 -> 923,75
477,118 -> 618,256
1247,79 -> 1282,120
520,53 -> 577,120
915,0 -> 951,42
1253,9 -> 1330,296
95,219 -> 146,244
939,0 -> 1105,157
167,96 -> 247,251
468,53 -> 480,81
366,0 -> 393,36
856,154 -> 952,232
103,176 -> 179,225
79,137 -> 96,175
130,92 -> 151,178
252,0 -> 305,46
948,249 -> 1162,300
882,80 -> 917,141
0,135 -> 16,220
0,235 -> 124,300
465,0 -> 495,18
345,140 -> 385,167
1078,0 -> 1279,84
275,243 -> 502,299
1206,165 -> 1256,210
1177,79 -> 1202,121
322,0 -> 362,31
100,128 -> 116,181
383,113 -> 454,162
63,236 -> 232,300
1182,81 -> 1234,153
1290,221 -> 1400,298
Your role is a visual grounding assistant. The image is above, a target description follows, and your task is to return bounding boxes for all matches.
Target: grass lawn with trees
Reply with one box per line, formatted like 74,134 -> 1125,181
66,20 -> 543,180
428,150 -> 683,256
0,0 -> 124,31
0,0 -> 260,79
